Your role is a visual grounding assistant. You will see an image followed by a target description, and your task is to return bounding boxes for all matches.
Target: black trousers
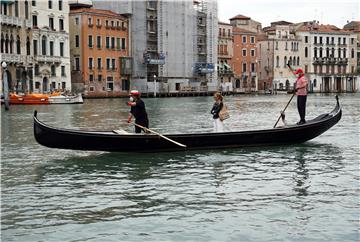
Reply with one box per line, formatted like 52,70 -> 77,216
297,95 -> 307,122
135,119 -> 149,133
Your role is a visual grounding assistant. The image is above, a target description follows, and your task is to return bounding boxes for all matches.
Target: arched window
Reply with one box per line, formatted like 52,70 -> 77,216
338,48 -> 341,58
284,56 -> 287,67
26,37 -> 30,55
0,34 -> 4,53
5,34 -> 9,53
326,48 -> 329,57
293,56 -> 296,66
343,48 -> 346,58
9,35 -> 14,54
289,56 -> 292,66
305,47 -> 308,58
276,56 -> 279,67
331,48 -> 335,57
319,47 -> 323,58
297,57 -> 300,66
16,35 -> 21,54
42,35 -> 47,55
25,1 -> 29,19
314,47 -> 317,58
351,48 -> 355,58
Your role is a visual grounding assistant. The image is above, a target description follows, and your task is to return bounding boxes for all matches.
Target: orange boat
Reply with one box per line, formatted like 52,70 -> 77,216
9,93 -> 50,105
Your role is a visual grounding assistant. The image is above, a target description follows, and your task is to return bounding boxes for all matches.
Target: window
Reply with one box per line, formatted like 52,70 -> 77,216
75,18 -> 79,25
88,17 -> 93,25
89,74 -> 94,82
121,38 -> 126,50
106,58 -> 110,70
250,36 -> 255,44
275,41 -> 278,50
116,38 -> 121,50
32,0 -> 36,6
88,57 -> 93,69
61,65 -> 65,76
59,19 -> 64,31
122,79 -> 129,91
35,64 -> 39,75
284,56 -> 287,67
58,0 -> 62,10
51,65 -> 56,76
251,63 -> 255,73
42,36 -> 47,55
106,76 -> 114,91
26,37 -> 30,55
60,42 -> 64,56
97,36 -> 101,48
98,74 -> 102,82
96,19 -> 101,26
242,36 -> 246,43
97,58 -> 102,69
314,36 -> 317,44
242,49 -> 247,57
48,0 -> 52,9
15,0 -> 19,17
112,58 -> 116,70
49,41 -> 54,56
89,86 -> 95,92
276,56 -> 279,67
250,49 -> 255,57
33,40 -> 38,55
32,15 -> 38,27
106,37 -> 110,48
75,57 -> 80,71
242,63 -> 247,73
88,35 -> 93,48
305,36 -> 308,43
305,47 -> 308,58
351,48 -> 355,58
111,37 -> 115,49
49,17 -> 54,30
343,37 -> 346,45
319,36 -> 323,44
75,35 -> 79,47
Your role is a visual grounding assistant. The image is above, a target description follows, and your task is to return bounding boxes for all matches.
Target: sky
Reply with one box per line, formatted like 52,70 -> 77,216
218,0 -> 359,28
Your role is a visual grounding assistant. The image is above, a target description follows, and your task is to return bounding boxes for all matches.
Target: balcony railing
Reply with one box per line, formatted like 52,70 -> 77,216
34,55 -> 61,63
0,14 -> 23,27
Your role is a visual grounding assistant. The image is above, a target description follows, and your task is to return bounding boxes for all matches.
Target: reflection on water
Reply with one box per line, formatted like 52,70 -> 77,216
1,94 -> 359,242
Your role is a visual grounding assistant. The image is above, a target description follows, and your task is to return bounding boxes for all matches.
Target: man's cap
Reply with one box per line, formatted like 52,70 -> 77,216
130,90 -> 140,96
294,68 -> 304,74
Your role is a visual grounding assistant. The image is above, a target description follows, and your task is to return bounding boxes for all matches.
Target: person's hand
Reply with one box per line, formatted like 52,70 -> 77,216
127,101 -> 133,106
127,116 -> 132,123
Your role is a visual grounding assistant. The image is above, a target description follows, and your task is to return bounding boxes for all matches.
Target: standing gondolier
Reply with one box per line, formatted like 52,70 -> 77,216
293,68 -> 308,125
127,90 -> 149,133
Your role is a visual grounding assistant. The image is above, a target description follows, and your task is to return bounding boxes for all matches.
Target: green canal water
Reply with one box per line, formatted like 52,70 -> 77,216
1,94 -> 359,241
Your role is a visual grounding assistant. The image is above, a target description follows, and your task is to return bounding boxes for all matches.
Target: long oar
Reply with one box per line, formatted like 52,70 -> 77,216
273,62 -> 297,128
132,123 -> 187,148
273,92 -> 295,128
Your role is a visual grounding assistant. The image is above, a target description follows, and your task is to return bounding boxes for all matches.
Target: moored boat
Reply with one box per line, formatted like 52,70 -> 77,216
49,94 -> 83,104
33,96 -> 342,153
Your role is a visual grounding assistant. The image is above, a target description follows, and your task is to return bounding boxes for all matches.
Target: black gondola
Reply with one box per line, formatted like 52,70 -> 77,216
34,96 -> 342,153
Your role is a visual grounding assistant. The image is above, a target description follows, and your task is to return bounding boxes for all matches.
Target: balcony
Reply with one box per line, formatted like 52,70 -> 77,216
0,14 -> 23,27
0,53 -> 23,63
34,55 -> 61,63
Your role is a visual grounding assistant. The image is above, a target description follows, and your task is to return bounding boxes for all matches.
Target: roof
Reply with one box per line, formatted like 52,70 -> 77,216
230,14 -> 250,21
297,23 -> 349,33
343,21 -> 360,31
70,7 -> 127,20
270,20 -> 293,26
218,21 -> 232,26
232,27 -> 257,34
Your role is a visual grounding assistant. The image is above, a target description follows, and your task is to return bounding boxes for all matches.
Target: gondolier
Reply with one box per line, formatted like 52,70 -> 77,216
127,90 -> 149,133
294,68 -> 308,125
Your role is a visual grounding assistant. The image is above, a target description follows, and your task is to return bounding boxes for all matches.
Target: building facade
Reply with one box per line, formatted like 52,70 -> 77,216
1,0 -> 32,93
231,27 -> 258,93
93,0 -> 218,94
217,21 -> 234,92
69,7 -> 130,97
297,22 -> 358,93
31,0 -> 71,93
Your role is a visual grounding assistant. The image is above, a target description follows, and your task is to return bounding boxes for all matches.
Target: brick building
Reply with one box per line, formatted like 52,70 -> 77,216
69,7 -> 130,97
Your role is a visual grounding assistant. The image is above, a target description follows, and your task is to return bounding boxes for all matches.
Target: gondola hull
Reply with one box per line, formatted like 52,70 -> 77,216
34,96 -> 342,153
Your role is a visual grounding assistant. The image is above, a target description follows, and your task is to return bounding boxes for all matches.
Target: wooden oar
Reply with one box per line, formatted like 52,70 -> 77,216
273,61 -> 297,128
132,122 -> 187,148
273,92 -> 295,128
